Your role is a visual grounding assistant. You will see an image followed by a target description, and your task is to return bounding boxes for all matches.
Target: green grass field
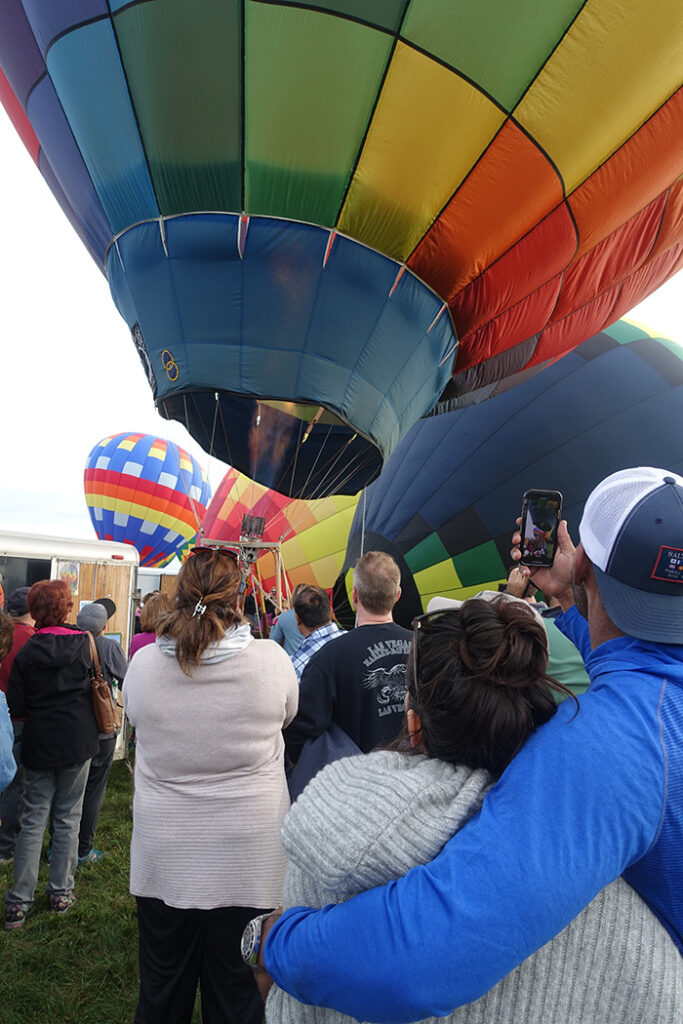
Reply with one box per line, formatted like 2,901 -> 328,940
0,761 -> 203,1024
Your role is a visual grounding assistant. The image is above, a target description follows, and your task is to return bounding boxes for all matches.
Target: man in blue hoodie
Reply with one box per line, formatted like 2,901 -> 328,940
245,467 -> 683,1022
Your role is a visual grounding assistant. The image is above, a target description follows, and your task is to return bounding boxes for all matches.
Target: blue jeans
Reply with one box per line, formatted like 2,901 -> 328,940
5,760 -> 91,910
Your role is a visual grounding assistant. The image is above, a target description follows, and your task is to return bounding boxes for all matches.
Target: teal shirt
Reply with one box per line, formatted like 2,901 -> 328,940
544,613 -> 590,697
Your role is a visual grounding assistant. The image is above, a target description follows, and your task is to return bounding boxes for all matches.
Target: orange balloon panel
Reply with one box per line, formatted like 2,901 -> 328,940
202,467 -> 358,594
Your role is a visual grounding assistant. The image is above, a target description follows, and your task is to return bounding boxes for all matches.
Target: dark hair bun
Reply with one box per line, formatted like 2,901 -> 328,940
458,599 -> 549,691
408,598 -> 577,777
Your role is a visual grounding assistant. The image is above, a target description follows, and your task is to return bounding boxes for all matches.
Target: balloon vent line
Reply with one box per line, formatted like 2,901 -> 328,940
238,216 -> 250,259
323,230 -> 337,268
439,341 -> 458,367
389,266 -> 406,297
158,218 -> 168,258
427,303 -> 447,334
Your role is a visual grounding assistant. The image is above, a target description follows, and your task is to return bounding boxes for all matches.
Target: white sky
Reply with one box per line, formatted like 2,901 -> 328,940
0,108 -> 681,542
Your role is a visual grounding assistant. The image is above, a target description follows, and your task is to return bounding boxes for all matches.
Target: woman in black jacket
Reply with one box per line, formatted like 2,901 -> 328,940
4,580 -> 98,930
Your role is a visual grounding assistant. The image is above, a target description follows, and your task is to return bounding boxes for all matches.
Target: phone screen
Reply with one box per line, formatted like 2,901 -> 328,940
520,490 -> 562,567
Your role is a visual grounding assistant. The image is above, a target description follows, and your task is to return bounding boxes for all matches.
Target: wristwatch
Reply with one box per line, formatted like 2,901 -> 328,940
241,912 -> 272,969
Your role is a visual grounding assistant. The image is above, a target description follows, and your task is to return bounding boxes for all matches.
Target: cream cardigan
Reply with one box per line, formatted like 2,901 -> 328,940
124,633 -> 298,909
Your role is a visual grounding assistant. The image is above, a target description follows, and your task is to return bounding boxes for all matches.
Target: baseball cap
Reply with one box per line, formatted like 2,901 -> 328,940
579,467 -> 683,644
94,597 -> 116,620
6,587 -> 31,616
77,601 -> 108,634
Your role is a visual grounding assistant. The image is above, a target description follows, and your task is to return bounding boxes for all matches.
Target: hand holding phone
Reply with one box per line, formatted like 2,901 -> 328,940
520,489 -> 563,568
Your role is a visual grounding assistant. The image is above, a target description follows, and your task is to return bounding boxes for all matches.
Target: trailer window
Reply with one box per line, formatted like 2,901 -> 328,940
0,556 -> 52,601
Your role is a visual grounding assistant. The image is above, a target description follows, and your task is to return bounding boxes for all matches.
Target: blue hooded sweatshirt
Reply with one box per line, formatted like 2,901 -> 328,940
265,606 -> 683,1022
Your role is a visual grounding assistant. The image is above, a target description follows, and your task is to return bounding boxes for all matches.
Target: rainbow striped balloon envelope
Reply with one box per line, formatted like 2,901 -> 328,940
2,3 -> 681,497
84,433 -> 211,567
202,467 -> 357,593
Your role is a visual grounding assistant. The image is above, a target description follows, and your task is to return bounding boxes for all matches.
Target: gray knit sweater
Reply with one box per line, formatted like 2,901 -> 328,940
266,750 -> 682,1024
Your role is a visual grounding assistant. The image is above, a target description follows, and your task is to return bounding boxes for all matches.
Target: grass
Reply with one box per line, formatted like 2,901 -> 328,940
0,760 -> 203,1024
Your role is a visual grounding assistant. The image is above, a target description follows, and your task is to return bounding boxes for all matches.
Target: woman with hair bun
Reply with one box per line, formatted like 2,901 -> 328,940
266,594 -> 681,1024
123,547 -> 298,1024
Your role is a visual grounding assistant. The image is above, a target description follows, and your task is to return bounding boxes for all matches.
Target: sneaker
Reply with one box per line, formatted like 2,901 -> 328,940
4,902 -> 32,930
0,854 -> 13,864
47,893 -> 76,916
78,848 -> 105,866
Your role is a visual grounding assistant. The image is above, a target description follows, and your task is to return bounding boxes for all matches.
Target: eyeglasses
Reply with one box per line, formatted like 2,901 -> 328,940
188,545 -> 239,563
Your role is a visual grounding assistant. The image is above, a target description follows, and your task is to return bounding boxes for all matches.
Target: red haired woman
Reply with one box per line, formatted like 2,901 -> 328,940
4,580 -> 98,929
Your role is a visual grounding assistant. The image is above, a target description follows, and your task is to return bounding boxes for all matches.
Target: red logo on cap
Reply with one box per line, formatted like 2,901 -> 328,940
651,546 -> 683,583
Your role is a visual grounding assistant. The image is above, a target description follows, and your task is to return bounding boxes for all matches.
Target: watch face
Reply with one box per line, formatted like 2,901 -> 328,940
241,919 -> 257,965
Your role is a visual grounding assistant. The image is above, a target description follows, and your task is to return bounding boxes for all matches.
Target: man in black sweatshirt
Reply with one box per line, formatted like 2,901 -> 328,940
284,552 -> 411,761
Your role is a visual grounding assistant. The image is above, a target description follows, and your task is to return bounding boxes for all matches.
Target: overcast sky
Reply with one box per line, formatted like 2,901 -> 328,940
0,108 -> 681,543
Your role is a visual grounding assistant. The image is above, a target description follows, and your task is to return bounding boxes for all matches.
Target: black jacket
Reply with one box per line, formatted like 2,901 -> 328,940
7,627 -> 99,769
284,622 -> 412,761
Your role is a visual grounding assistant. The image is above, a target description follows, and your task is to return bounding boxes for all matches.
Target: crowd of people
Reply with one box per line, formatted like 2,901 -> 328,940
0,584 -> 128,926
0,465 -> 680,1023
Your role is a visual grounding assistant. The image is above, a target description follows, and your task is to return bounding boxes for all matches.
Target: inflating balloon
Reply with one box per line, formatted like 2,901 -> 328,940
84,432 -> 211,568
202,467 -> 357,593
335,320 -> 683,627
2,4 -> 681,496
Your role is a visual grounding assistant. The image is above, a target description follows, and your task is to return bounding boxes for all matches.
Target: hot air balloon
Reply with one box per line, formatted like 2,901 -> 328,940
202,467 -> 357,594
84,432 -> 211,567
335,320 -> 683,627
2,4 -> 681,496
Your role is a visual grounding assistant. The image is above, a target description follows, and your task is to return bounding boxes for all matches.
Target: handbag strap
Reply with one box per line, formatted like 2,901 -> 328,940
86,631 -> 103,678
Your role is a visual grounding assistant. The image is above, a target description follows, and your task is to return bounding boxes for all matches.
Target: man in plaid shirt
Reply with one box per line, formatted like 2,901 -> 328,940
290,587 -> 341,681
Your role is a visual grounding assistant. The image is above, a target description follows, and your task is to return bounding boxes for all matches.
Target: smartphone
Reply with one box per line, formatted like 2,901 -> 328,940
520,489 -> 563,567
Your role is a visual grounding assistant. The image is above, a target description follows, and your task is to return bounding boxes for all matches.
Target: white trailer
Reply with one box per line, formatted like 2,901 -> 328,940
0,530 -> 139,760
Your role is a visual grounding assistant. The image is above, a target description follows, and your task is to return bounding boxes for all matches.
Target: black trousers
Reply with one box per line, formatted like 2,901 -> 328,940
135,896 -> 267,1024
78,735 -> 116,857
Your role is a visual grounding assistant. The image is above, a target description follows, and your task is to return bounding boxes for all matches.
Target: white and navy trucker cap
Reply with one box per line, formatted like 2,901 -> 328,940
579,467 -> 683,643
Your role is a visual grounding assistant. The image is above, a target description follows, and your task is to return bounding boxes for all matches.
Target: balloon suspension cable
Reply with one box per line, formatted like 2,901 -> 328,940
263,440 -> 375,545
282,413 -> 305,497
360,486 -> 367,557
283,422 -> 335,500
180,395 -> 205,535
216,398 -> 235,473
275,405 -> 327,513
201,392 -> 220,512
296,435 -> 371,503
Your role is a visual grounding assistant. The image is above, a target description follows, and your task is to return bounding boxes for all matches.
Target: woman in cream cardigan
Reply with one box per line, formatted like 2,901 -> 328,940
266,595 -> 681,1024
124,547 -> 298,1024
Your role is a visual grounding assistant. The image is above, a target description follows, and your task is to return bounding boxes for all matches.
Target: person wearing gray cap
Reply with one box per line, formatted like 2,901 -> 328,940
70,601 -> 127,865
0,588 -> 35,862
247,467 -> 683,1023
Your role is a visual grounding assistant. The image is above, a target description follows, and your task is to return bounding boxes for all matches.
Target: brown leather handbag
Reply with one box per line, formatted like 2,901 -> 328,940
87,632 -> 122,735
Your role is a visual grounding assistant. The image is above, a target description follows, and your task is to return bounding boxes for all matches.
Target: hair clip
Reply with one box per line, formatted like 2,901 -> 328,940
192,600 -> 207,618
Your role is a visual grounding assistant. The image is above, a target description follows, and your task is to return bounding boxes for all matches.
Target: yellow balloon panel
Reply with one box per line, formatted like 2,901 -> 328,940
515,0 -> 683,193
339,42 -> 505,261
